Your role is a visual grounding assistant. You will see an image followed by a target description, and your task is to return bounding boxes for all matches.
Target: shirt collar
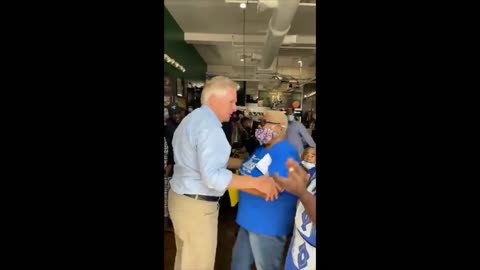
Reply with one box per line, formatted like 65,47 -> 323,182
201,105 -> 221,127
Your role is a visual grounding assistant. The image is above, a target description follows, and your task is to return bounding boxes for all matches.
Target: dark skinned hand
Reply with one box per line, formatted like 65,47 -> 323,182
273,158 -> 310,198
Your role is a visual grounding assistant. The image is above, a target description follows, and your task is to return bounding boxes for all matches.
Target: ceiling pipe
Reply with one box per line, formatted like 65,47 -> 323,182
225,0 -> 315,7
259,0 -> 301,69
231,41 -> 316,50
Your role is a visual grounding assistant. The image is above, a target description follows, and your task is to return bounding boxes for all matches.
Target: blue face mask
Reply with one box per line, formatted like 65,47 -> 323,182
287,115 -> 295,122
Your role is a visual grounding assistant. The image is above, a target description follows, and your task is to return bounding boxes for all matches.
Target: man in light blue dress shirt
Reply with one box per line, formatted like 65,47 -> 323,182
286,108 -> 316,154
167,76 -> 281,270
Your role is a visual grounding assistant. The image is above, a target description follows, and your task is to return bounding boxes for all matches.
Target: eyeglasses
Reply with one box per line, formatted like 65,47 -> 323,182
260,119 -> 280,126
259,119 -> 286,128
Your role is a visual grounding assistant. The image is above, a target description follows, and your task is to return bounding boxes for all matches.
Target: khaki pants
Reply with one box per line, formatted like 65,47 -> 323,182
168,189 -> 219,270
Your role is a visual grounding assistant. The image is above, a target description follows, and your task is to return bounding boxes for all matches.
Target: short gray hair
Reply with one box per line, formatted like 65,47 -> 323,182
201,76 -> 239,105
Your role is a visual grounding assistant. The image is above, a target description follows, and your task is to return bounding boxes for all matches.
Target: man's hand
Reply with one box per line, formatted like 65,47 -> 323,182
273,158 -> 310,198
256,174 -> 281,202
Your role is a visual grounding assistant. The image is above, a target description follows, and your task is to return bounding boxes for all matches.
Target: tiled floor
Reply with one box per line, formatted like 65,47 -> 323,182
164,196 -> 291,270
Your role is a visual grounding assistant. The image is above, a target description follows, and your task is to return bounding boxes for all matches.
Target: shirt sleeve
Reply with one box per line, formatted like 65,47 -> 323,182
299,123 -> 316,148
196,128 -> 233,192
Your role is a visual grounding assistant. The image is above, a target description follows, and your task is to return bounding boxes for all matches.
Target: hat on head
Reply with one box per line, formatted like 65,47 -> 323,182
264,110 -> 288,128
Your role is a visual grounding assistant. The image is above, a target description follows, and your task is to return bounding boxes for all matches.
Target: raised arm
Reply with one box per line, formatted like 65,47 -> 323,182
273,158 -> 316,226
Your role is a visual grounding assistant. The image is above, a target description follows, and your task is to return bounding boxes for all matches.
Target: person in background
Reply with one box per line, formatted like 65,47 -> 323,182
310,112 -> 317,144
229,110 -> 300,270
186,105 -> 194,116
309,112 -> 316,129
273,156 -> 316,270
286,108 -> 316,154
166,108 -> 183,138
163,130 -> 174,232
222,114 -> 234,144
231,114 -> 248,147
240,117 -> 258,155
164,109 -> 173,146
238,111 -> 245,120
168,76 -> 281,270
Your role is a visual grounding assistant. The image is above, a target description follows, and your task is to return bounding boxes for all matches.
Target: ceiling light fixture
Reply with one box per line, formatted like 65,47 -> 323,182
240,58 -> 244,62
164,53 -> 187,73
240,3 -> 247,9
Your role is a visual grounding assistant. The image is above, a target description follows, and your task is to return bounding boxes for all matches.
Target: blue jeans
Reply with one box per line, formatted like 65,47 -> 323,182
231,227 -> 287,270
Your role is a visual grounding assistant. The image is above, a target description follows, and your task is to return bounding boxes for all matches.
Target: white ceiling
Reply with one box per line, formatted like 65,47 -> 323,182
165,0 -> 316,90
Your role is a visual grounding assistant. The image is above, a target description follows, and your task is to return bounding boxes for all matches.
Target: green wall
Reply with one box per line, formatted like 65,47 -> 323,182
164,6 -> 206,81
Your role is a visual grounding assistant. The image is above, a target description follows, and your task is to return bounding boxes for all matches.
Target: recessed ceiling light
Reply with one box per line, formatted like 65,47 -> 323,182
240,3 -> 246,9
240,58 -> 244,62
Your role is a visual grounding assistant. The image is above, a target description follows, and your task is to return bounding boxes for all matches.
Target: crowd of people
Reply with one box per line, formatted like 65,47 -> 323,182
163,76 -> 317,270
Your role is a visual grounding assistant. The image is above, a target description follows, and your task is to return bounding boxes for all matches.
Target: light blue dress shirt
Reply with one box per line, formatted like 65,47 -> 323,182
286,120 -> 316,154
169,105 -> 233,197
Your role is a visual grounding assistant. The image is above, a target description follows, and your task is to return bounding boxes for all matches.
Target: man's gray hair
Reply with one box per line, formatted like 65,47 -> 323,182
201,76 -> 239,105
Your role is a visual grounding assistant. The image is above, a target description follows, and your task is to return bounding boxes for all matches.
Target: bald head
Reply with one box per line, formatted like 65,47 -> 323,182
263,110 -> 288,129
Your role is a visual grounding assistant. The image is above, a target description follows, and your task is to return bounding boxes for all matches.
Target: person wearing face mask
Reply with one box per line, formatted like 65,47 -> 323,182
301,147 -> 316,172
286,108 -> 316,155
229,110 -> 301,270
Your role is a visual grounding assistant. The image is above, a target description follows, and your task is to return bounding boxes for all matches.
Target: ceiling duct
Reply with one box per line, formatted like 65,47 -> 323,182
258,0 -> 301,69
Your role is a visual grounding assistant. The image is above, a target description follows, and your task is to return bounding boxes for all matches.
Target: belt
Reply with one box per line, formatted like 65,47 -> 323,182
183,194 -> 221,202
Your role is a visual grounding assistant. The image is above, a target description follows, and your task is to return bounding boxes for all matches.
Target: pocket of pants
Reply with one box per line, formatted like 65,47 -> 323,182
202,202 -> 219,216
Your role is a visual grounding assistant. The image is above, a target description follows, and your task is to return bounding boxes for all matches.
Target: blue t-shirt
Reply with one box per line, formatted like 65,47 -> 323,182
285,167 -> 316,270
236,140 -> 300,236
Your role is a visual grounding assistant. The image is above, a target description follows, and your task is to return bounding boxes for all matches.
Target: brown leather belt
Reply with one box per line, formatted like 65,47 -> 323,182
183,194 -> 221,202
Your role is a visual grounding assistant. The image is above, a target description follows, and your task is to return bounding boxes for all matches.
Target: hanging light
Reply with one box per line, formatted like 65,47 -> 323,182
164,53 -> 187,73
